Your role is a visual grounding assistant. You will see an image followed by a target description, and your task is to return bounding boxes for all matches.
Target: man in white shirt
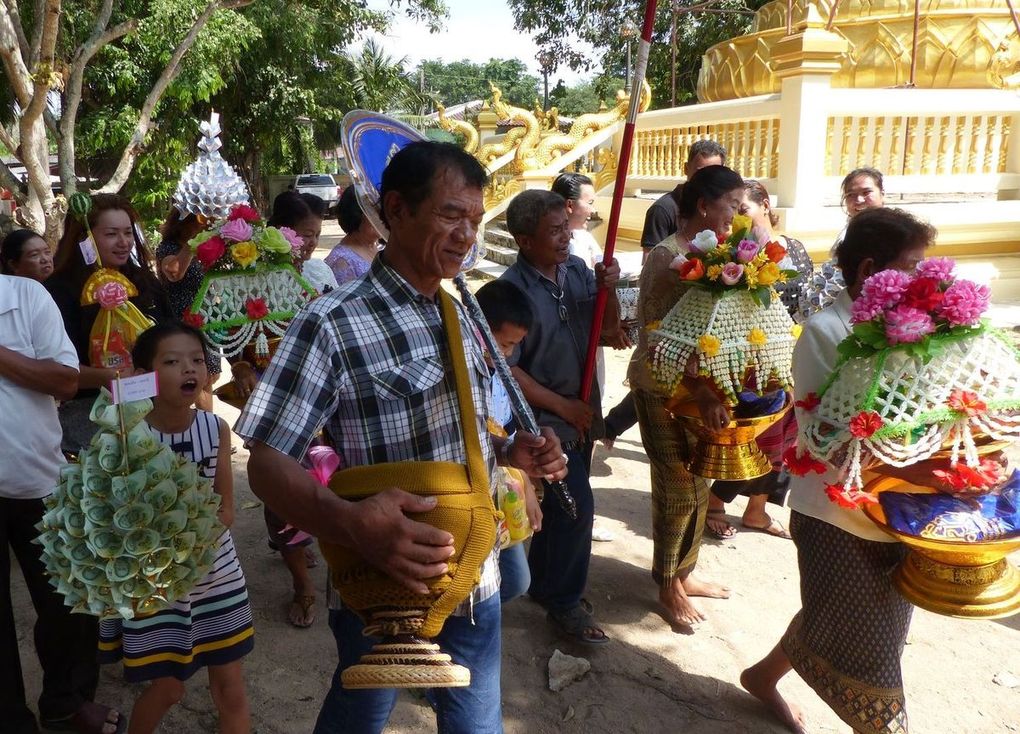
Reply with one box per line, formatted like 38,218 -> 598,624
0,274 -> 122,734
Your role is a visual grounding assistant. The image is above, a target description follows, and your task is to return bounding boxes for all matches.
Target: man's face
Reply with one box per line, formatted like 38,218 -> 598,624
518,206 -> 570,270
385,167 -> 484,283
685,153 -> 724,177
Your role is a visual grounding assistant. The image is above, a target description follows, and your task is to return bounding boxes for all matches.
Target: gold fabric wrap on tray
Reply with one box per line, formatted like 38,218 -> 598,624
318,288 -> 499,640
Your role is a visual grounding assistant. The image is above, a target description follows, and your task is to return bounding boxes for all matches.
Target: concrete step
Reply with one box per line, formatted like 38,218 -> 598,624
483,242 -> 518,267
468,258 -> 507,281
483,225 -> 516,249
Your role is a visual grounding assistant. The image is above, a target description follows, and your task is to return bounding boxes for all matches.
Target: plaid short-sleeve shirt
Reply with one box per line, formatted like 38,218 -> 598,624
235,256 -> 499,606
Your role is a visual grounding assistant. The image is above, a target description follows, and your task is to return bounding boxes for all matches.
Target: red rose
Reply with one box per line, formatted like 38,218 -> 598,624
764,241 -> 787,264
902,277 -> 943,312
228,204 -> 260,223
947,388 -> 986,417
825,483 -> 877,509
677,257 -> 705,281
783,445 -> 828,476
848,410 -> 883,439
716,233 -> 727,245
182,309 -> 204,329
245,297 -> 269,320
795,392 -> 820,411
195,236 -> 226,269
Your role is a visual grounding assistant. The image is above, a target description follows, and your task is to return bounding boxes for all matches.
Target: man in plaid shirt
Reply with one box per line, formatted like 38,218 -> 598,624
235,142 -> 566,734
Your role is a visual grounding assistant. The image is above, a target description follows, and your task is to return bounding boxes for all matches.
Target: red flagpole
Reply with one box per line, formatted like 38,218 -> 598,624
580,0 -> 659,400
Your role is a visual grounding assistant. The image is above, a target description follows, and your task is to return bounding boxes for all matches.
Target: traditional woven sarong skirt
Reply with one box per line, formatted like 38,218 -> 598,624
99,530 -> 254,682
781,512 -> 913,733
633,388 -> 711,587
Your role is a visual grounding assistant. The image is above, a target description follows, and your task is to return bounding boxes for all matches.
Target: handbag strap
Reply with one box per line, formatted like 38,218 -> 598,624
438,288 -> 488,493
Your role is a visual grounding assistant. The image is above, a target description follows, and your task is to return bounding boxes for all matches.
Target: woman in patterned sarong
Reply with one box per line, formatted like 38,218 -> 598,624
740,207 -> 935,733
628,165 -> 746,627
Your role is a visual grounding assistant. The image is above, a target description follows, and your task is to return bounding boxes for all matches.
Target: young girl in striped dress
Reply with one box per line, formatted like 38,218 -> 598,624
99,322 -> 253,733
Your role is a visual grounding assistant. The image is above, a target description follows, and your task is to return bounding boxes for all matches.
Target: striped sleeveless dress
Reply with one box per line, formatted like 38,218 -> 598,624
99,410 -> 254,682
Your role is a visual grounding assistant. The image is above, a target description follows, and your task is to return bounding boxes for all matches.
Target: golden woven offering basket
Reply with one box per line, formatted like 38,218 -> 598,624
667,394 -> 792,481
318,290 -> 499,689
862,474 -> 1020,619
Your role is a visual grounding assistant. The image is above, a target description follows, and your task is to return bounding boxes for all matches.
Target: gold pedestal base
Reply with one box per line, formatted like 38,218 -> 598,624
341,637 -> 471,689
688,438 -> 771,481
666,395 -> 791,481
863,475 -> 1020,619
895,551 -> 1020,620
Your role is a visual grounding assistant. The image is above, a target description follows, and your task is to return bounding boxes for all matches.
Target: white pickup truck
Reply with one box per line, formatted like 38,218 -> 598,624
293,173 -> 341,210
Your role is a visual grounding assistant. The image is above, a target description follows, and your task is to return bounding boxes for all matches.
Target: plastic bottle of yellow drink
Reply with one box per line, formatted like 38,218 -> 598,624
502,488 -> 531,543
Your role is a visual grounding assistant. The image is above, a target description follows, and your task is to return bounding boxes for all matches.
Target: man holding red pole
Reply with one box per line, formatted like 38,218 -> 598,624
500,190 -> 623,645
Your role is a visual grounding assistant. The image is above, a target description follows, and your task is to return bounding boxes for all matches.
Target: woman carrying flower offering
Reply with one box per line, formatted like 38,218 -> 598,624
707,179 -> 815,539
741,207 -> 937,734
628,165 -> 746,627
184,202 -> 316,403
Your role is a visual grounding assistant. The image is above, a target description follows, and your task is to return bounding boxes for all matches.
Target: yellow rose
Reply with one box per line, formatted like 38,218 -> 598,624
748,328 -> 768,346
731,213 -> 752,235
698,334 -> 721,358
230,241 -> 258,268
757,261 -> 780,286
791,323 -> 803,338
706,264 -> 723,281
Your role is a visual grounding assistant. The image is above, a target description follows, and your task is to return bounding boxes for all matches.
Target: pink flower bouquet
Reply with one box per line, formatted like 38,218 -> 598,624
788,258 -> 1020,508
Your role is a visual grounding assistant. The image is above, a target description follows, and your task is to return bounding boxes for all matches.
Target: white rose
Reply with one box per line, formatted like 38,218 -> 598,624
690,229 -> 718,253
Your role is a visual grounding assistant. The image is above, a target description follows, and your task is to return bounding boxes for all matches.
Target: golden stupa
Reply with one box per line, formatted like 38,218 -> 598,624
698,0 -> 1020,101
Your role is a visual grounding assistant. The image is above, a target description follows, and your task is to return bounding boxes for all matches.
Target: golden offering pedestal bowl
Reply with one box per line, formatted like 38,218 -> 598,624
667,395 -> 791,481
862,475 -> 1020,619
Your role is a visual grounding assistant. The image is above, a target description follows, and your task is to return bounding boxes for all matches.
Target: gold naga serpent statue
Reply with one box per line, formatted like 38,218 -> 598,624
438,80 -> 652,173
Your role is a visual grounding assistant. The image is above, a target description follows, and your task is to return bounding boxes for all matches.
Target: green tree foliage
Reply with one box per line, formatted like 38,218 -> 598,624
548,78 -> 624,117
418,58 -> 540,108
507,0 -> 767,109
1,0 -> 446,234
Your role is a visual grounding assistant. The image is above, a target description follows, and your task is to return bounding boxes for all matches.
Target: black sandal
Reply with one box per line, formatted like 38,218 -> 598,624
547,604 -> 609,645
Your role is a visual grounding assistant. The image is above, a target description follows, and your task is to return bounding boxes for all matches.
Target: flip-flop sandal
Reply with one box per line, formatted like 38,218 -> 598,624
547,604 -> 610,645
704,509 -> 737,540
288,594 -> 316,628
42,702 -> 126,734
742,514 -> 792,539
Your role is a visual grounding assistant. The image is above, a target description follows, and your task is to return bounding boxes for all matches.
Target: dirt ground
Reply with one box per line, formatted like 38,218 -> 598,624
12,224 -> 1020,732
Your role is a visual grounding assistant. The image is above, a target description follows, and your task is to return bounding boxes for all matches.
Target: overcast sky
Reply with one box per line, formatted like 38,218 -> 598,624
364,0 -> 592,86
